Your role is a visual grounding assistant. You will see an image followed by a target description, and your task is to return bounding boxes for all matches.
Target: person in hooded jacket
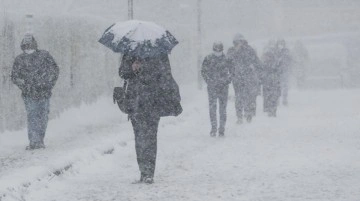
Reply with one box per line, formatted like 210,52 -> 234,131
11,34 -> 59,150
227,34 -> 262,124
202,42 -> 232,137
261,39 -> 291,116
119,53 -> 182,184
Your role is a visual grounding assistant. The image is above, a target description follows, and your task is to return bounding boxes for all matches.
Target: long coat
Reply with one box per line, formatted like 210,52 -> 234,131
119,54 -> 182,117
262,49 -> 282,99
11,50 -> 59,99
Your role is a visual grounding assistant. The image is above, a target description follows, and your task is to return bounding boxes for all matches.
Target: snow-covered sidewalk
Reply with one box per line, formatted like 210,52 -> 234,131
0,97 -> 134,200
1,89 -> 360,201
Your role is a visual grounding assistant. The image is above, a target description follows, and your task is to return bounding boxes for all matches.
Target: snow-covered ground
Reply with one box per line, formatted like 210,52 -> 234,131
1,86 -> 360,201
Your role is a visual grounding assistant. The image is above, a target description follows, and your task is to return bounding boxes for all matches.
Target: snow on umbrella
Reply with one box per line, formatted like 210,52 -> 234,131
98,20 -> 178,58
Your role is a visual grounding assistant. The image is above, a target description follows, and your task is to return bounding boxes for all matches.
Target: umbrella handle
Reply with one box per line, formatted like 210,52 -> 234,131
124,80 -> 129,93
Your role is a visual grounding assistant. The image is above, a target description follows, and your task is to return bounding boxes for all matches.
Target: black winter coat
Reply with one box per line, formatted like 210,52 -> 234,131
11,50 -> 59,99
201,53 -> 232,88
227,43 -> 262,97
119,54 -> 182,117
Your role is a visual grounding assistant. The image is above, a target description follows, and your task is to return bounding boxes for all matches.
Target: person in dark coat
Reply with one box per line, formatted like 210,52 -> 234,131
227,34 -> 262,124
119,53 -> 182,184
11,34 -> 59,150
261,39 -> 291,116
201,42 -> 231,137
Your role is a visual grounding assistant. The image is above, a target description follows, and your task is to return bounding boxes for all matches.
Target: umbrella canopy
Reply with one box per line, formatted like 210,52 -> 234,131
98,20 -> 178,58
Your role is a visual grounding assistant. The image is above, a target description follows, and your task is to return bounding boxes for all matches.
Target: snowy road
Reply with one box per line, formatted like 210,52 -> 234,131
1,89 -> 360,201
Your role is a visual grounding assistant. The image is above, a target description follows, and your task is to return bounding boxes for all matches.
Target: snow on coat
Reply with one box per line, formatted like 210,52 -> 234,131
201,53 -> 232,88
11,37 -> 59,99
119,54 -> 182,117
226,42 -> 262,97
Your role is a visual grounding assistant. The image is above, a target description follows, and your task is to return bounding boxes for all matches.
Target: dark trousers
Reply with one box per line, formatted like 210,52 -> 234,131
263,88 -> 280,116
281,84 -> 288,105
233,84 -> 256,119
23,97 -> 50,144
131,113 -> 160,179
207,85 -> 229,133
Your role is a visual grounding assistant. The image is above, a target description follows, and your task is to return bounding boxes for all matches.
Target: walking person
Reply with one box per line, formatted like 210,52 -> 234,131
227,34 -> 262,124
261,39 -> 290,116
119,54 -> 182,184
277,39 -> 292,106
202,42 -> 231,137
11,34 -> 59,150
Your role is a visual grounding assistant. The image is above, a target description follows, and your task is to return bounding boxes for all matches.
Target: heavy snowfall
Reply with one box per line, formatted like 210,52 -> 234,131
0,0 -> 360,200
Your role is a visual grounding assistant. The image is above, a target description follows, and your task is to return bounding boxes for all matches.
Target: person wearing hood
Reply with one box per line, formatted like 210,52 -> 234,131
201,42 -> 232,137
261,39 -> 291,117
227,34 -> 262,124
11,34 -> 59,150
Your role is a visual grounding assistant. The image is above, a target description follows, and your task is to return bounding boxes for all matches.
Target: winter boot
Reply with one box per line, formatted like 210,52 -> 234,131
144,177 -> 154,184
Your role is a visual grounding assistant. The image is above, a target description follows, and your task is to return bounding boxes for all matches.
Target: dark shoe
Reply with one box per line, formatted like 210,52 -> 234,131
218,132 -> 225,137
144,177 -> 154,184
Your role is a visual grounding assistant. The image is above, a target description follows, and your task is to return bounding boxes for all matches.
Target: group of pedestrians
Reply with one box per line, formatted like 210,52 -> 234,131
202,34 -> 292,137
10,31 -> 292,184
11,32 -> 182,184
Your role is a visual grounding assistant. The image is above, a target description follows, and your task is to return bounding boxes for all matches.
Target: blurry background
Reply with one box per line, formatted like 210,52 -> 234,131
0,0 -> 360,131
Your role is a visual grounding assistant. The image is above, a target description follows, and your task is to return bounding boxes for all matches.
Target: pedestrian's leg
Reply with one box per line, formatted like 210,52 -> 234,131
243,87 -> 254,123
269,94 -> 279,117
143,115 -> 160,181
131,116 -> 146,180
207,87 -> 217,135
37,99 -> 50,146
282,84 -> 288,106
263,88 -> 269,113
244,97 -> 253,123
23,98 -> 38,148
218,86 -> 229,136
233,84 -> 243,124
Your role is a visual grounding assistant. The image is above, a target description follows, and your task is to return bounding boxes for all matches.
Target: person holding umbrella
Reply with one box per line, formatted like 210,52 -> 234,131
99,20 -> 182,184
